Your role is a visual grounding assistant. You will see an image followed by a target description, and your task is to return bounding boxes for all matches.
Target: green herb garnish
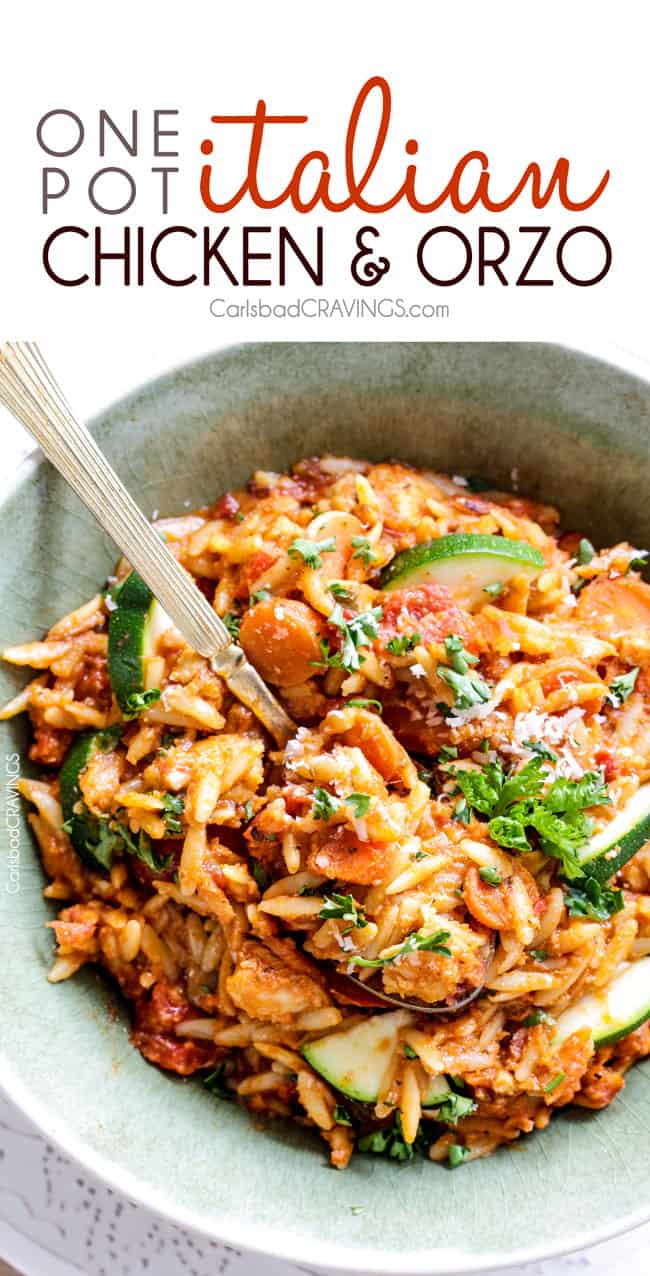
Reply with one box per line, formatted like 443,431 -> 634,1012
435,1093 -> 476,1124
348,928 -> 451,969
483,582 -> 504,598
577,538 -> 595,565
204,1063 -> 233,1100
522,1009 -> 553,1027
313,787 -> 340,821
564,877 -> 624,921
351,536 -> 378,567
288,536 -> 336,569
523,739 -> 558,762
448,1143 -> 471,1167
250,588 -> 271,604
319,893 -> 367,929
386,633 -> 421,656
222,611 -> 241,641
346,793 -> 371,819
438,635 -> 490,711
346,698 -> 383,713
124,687 -> 161,718
479,866 -> 502,886
162,792 -> 185,835
544,1073 -> 565,1094
606,668 -> 639,707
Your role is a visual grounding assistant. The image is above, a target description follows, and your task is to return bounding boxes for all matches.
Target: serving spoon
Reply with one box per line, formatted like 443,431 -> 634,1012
0,341 -> 295,746
0,341 -> 492,1016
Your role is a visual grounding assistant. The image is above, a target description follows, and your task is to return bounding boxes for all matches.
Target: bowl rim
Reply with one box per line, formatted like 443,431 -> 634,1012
3,336 -> 650,1275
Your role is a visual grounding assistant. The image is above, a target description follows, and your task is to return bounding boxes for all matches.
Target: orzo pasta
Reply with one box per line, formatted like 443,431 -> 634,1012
5,456 -> 650,1169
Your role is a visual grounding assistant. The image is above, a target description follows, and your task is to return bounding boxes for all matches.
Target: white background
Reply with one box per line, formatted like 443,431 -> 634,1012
1,3 -> 650,1274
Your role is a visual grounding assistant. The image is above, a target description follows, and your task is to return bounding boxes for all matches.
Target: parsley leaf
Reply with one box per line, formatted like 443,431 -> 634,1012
479,866 -> 502,886
250,588 -> 271,604
327,603 -> 383,672
162,792 -> 185,835
437,745 -> 458,763
222,611 -> 241,641
346,697 -> 383,713
435,1093 -> 476,1124
318,893 -> 367,928
606,667 -> 639,707
577,538 -> 595,565
523,739 -> 558,762
544,1072 -> 565,1093
118,821 -> 173,872
288,536 -> 336,569
386,633 -> 421,656
448,1143 -> 471,1167
252,861 -> 270,893
313,788 -> 340,820
438,635 -> 490,710
628,549 -> 648,573
124,687 -> 161,718
522,1009 -> 553,1027
351,537 -> 378,567
483,582 -> 504,598
564,877 -> 624,921
334,1104 -> 352,1126
346,793 -> 371,818
358,1114 -> 422,1162
328,582 -> 355,601
348,928 -> 451,969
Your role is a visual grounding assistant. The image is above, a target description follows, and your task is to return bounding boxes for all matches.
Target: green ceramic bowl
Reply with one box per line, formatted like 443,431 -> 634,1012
2,342 -> 650,1274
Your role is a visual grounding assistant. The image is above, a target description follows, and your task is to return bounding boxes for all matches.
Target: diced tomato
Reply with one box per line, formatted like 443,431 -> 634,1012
380,582 -> 472,647
595,749 -> 619,783
131,981 -> 221,1075
236,548 -> 281,598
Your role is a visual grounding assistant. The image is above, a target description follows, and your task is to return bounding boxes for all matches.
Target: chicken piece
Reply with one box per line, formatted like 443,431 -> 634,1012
382,920 -> 488,1005
78,746 -> 124,815
226,940 -> 330,1024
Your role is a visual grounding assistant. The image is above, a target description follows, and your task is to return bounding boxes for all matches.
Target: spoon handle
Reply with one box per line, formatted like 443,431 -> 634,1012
0,342 -> 295,745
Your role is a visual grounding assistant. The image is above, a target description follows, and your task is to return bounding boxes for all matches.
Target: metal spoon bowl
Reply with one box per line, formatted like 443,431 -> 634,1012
338,935 -> 496,1015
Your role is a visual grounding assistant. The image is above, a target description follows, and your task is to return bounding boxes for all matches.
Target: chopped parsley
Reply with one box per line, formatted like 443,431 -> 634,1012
351,536 -> 378,567
346,698 -> 383,713
250,588 -> 271,604
118,820 -> 173,872
222,611 -> 241,641
452,797 -> 471,825
327,603 -> 383,672
564,877 -> 624,921
386,633 -> 421,656
288,535 -> 336,569
312,787 -> 340,821
606,667 -> 639,707
435,1092 -> 476,1124
162,792 -> 185,835
529,948 -> 548,962
252,861 -> 270,893
346,793 -> 371,819
522,1009 -> 553,1027
523,739 -> 558,762
437,745 -> 458,764
448,1143 -> 471,1167
577,538 -> 595,565
328,582 -> 355,601
319,893 -> 367,929
402,1043 -> 418,1059
628,549 -> 648,573
479,866 -> 502,886
334,1104 -> 352,1126
124,687 -> 161,718
544,1072 -> 565,1094
483,582 -> 504,598
358,1114 -> 422,1162
438,635 -> 490,711
243,799 -> 254,821
451,757 -> 610,879
348,927 -> 451,969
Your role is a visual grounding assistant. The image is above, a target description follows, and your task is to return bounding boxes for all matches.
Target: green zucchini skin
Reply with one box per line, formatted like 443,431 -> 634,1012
577,785 -> 650,882
555,958 -> 650,1049
302,1010 -> 450,1106
59,729 -> 121,870
108,572 -> 157,715
379,533 -> 545,598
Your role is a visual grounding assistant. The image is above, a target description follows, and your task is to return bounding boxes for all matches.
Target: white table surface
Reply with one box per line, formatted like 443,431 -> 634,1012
3,385 -> 650,1276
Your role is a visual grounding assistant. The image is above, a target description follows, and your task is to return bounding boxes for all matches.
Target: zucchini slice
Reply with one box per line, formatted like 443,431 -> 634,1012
108,571 -> 170,716
555,957 -> 650,1048
379,533 -> 544,609
60,728 -> 122,870
301,1010 -> 450,1106
576,783 -> 650,882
